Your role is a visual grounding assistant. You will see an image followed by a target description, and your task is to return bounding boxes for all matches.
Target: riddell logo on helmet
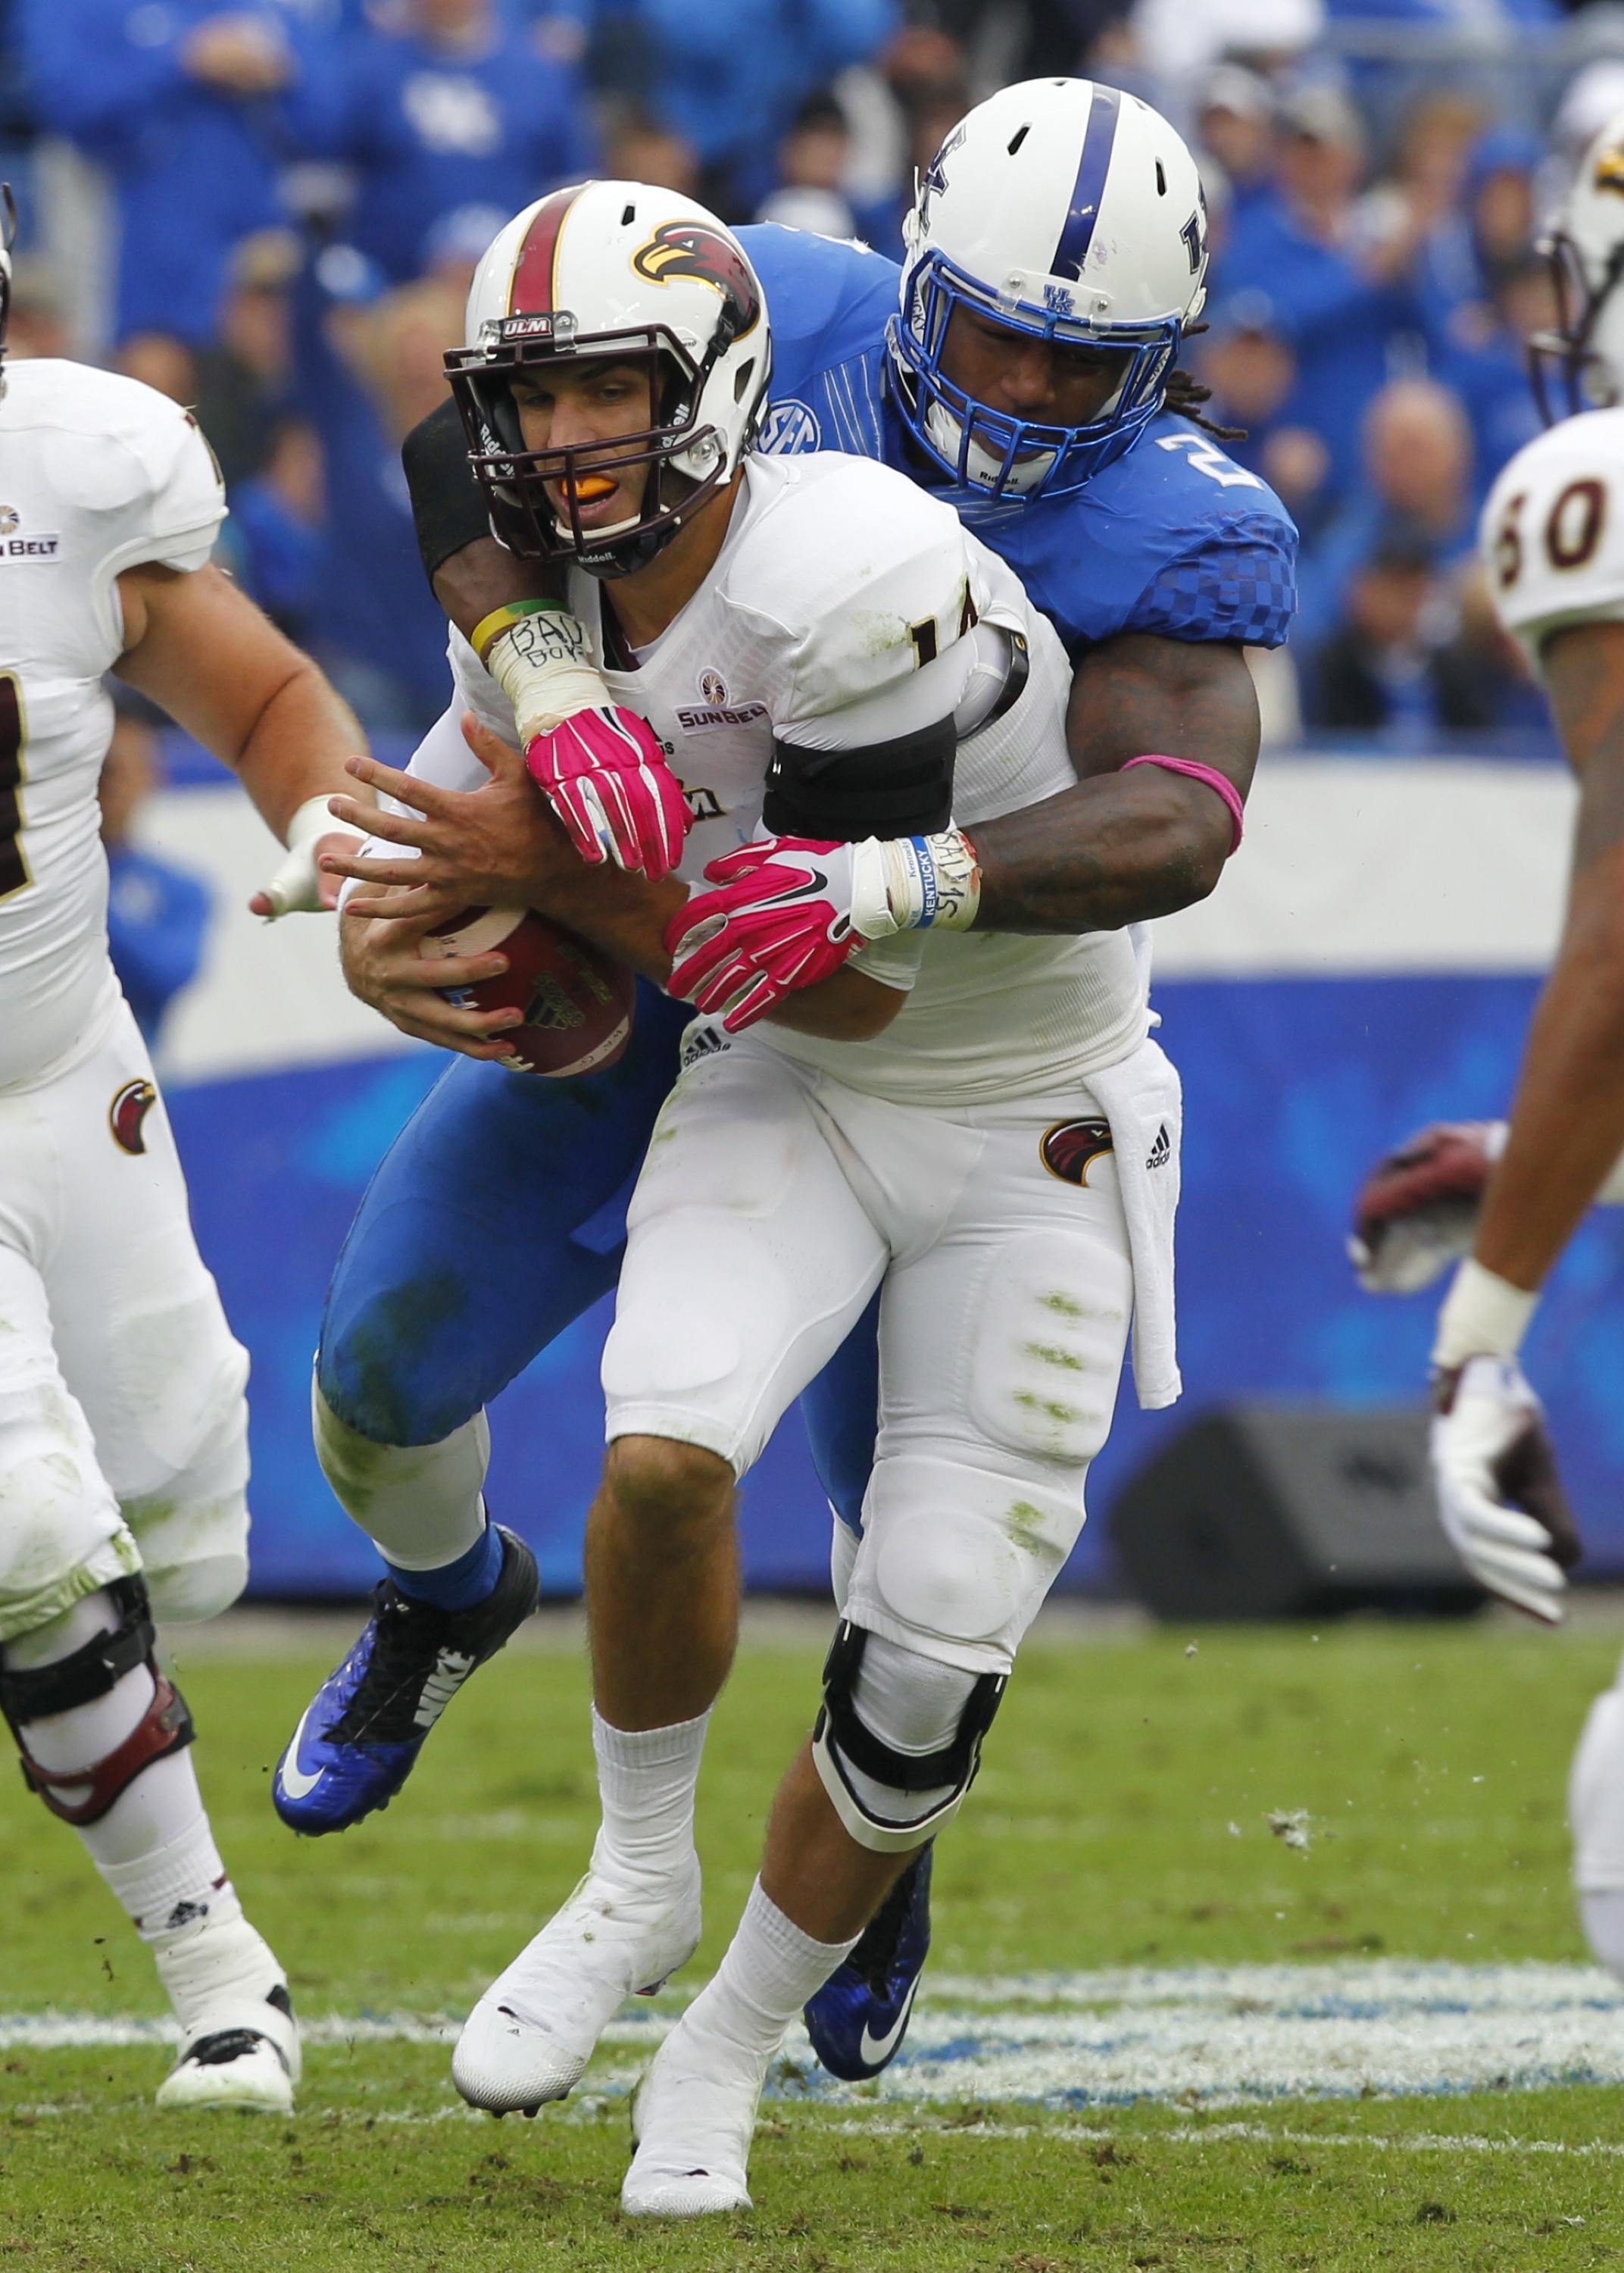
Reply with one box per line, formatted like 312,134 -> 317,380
631,223 -> 760,337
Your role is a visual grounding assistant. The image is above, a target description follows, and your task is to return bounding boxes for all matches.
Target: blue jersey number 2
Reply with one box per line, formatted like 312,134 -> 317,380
1155,432 -> 1263,491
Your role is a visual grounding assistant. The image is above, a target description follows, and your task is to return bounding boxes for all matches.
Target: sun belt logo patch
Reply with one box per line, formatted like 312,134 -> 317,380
1040,1118 -> 1113,1186
631,221 -> 760,338
109,1077 -> 158,1155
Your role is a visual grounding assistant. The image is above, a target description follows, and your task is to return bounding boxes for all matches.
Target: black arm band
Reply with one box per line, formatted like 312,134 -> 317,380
761,713 -> 956,843
402,398 -> 495,585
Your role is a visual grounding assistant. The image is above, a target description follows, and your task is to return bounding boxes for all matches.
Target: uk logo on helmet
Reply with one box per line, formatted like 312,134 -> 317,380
632,222 -> 760,338
109,1077 -> 158,1155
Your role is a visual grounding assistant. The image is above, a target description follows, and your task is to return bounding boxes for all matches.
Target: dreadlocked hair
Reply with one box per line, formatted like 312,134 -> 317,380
1162,324 -> 1245,442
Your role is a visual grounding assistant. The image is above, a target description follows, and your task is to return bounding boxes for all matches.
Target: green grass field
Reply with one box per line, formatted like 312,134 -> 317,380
5,1611 -> 1624,2268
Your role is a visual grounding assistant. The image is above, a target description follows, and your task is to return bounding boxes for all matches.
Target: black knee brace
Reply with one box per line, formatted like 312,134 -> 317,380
0,1575 -> 195,1826
811,1620 -> 1006,1853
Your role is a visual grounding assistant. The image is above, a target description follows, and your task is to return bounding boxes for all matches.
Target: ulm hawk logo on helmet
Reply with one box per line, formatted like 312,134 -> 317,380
1595,145 -> 1624,197
631,222 -> 760,339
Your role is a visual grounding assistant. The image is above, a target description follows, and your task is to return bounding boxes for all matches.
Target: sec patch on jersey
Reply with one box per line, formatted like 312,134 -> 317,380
426,907 -> 633,1077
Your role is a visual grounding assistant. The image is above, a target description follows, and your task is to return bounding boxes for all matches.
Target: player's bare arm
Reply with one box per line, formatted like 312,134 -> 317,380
112,561 -> 373,915
973,632 -> 1258,931
1469,619 -> 1624,1290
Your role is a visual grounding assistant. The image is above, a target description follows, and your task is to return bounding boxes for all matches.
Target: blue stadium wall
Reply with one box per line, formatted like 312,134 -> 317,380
139,745 -> 1624,1596
162,971 -> 1624,1597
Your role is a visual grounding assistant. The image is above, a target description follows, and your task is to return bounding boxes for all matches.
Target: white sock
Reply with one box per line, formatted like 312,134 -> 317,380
592,1706 -> 709,1884
313,1379 -> 489,1569
682,1879 -> 857,2059
95,1778 -> 230,1941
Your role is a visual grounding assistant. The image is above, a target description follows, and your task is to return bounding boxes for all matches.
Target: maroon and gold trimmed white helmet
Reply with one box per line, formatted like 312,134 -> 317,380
1534,109 -> 1624,421
447,179 -> 771,577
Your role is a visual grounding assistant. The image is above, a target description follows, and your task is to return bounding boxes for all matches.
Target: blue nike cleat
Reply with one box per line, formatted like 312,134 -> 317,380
804,1843 -> 932,2081
272,1525 -> 539,1834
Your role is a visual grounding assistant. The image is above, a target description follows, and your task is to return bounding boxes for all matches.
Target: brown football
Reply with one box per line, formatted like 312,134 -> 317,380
426,906 -> 634,1077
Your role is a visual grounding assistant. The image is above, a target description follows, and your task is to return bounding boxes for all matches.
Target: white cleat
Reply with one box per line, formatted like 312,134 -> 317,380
152,1903 -> 301,2113
453,1853 -> 701,2114
157,1998 -> 298,2113
621,2009 -> 771,2218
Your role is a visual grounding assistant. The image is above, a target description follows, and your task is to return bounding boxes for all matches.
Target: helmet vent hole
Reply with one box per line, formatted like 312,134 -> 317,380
1007,124 -> 1030,157
622,203 -> 636,226
1155,161 -> 1166,195
733,356 -> 755,403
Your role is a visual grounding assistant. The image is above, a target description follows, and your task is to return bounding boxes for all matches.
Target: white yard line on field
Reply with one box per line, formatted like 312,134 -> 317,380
6,1962 -> 1624,2108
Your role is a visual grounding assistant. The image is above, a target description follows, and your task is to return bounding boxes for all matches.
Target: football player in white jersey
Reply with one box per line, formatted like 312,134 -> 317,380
0,214 -> 373,2108
321,184 -> 1246,2212
1348,116 -> 1624,1981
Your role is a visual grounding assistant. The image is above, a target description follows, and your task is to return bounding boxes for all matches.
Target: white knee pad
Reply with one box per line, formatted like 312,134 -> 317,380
846,1452 -> 1084,1671
312,1375 -> 489,1569
811,1621 -> 1005,1853
144,1553 -> 248,1626
125,1393 -> 250,1625
829,1516 -> 858,1615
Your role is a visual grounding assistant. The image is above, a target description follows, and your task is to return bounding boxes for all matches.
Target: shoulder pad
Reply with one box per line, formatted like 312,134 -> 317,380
1482,409 -> 1624,651
735,456 -> 973,724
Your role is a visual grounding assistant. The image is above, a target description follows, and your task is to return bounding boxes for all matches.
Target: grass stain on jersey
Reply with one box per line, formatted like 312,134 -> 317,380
1023,1340 -> 1086,1373
1004,1501 -> 1058,1559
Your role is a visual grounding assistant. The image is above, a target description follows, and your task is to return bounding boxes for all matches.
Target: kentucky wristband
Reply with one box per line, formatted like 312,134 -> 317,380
1121,754 -> 1245,853
851,827 -> 982,937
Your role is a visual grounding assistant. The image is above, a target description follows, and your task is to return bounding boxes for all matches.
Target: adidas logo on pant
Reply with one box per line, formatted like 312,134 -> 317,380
1145,1124 -> 1172,1170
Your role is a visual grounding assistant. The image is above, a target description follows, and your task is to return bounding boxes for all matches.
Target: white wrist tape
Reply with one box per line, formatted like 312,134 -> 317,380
259,791 -> 365,920
1432,1255 -> 1539,1370
483,607 -> 612,744
849,827 -> 982,940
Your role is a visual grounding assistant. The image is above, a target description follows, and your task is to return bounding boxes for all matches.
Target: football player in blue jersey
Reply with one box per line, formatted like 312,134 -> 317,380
275,78 -> 1297,2087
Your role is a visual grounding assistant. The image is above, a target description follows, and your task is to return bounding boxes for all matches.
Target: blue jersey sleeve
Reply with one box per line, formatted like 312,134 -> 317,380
996,414 -> 1300,655
1123,508 -> 1298,649
737,225 -> 900,453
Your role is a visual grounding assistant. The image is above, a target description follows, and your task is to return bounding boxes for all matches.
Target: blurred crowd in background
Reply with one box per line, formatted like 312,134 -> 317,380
7,0 -> 1624,828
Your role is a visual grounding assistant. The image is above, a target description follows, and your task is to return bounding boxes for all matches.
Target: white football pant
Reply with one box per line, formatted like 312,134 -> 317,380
0,995 -> 250,1640
602,1035 -> 1135,1676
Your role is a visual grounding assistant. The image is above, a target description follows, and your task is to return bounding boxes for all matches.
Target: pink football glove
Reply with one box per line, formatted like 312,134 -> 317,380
525,705 -> 691,880
665,836 -> 859,1032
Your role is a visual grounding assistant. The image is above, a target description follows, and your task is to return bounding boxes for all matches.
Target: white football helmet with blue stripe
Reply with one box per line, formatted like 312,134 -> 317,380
890,79 -> 1209,505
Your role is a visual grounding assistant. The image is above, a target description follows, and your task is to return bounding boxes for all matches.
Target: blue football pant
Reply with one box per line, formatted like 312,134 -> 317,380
317,982 -> 876,1532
